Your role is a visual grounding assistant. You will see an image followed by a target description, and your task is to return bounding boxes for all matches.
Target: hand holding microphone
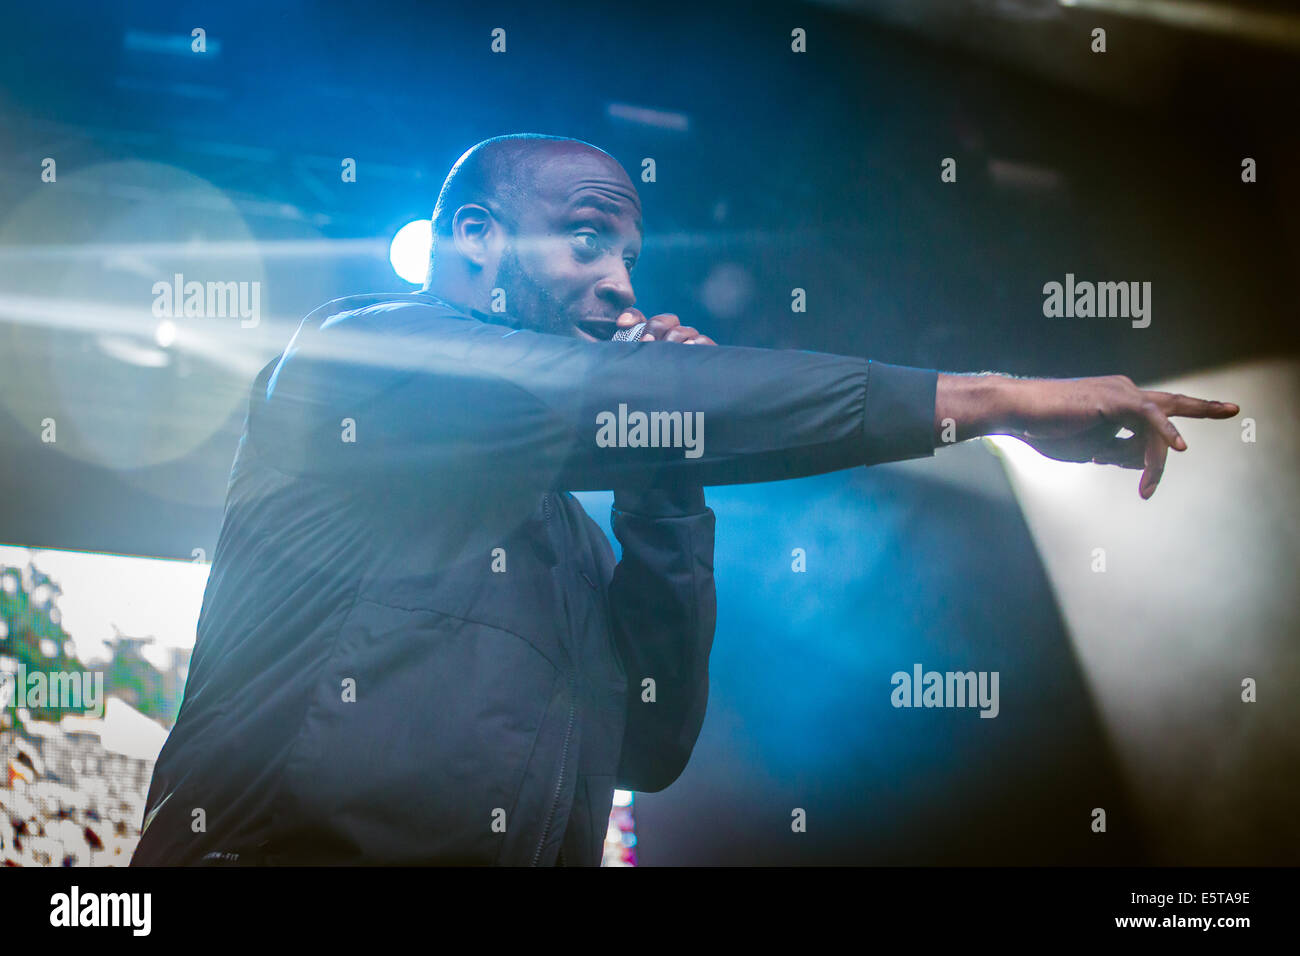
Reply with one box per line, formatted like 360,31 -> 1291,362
614,308 -> 717,345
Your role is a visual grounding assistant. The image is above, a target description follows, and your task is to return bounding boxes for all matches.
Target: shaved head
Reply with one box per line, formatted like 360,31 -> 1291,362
431,134 -> 630,256
425,134 -> 644,339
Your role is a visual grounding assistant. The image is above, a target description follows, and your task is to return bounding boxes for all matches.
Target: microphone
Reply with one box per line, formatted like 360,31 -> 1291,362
611,321 -> 648,342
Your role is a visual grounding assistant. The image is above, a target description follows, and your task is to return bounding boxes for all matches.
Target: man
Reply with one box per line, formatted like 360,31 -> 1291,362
132,134 -> 1237,867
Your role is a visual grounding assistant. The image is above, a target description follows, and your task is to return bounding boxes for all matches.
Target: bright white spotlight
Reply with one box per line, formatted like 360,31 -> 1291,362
389,219 -> 432,285
154,319 -> 177,348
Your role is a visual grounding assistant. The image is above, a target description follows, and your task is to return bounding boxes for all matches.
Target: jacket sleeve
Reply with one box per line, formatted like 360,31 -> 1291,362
607,483 -> 716,793
249,302 -> 939,491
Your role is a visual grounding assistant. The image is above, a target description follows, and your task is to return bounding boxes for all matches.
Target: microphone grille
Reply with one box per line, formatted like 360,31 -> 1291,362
611,321 -> 648,343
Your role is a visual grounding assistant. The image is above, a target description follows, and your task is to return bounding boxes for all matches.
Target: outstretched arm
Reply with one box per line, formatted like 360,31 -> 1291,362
617,310 -> 1241,500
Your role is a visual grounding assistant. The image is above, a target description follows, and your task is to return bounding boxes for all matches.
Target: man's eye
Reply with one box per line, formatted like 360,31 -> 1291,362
572,232 -> 601,255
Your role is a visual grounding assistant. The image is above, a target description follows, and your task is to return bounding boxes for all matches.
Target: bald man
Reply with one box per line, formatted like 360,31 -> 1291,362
132,134 -> 1237,867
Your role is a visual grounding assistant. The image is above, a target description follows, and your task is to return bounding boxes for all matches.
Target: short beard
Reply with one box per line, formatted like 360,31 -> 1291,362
493,246 -> 575,337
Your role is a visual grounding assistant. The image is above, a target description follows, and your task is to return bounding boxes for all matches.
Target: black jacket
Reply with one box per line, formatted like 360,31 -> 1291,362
131,291 -> 938,866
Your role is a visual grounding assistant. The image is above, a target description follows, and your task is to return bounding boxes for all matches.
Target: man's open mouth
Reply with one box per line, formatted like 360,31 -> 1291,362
574,317 -> 619,341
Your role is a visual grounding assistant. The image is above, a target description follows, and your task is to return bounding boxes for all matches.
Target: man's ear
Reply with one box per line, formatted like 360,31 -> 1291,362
450,203 -> 501,267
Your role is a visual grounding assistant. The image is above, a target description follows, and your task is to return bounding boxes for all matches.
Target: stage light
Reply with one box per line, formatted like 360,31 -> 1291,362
390,219 -> 431,285
154,319 -> 177,348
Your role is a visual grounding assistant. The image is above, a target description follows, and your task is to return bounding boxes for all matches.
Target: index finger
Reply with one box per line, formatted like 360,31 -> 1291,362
1150,392 -> 1239,419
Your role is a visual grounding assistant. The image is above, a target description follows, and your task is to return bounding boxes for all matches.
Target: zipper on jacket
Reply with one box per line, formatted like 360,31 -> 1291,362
532,672 -> 577,866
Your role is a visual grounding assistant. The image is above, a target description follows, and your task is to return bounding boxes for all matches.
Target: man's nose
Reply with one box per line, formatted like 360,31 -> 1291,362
595,271 -> 635,310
